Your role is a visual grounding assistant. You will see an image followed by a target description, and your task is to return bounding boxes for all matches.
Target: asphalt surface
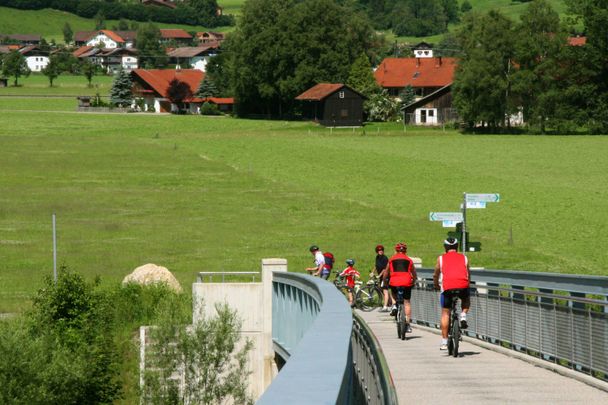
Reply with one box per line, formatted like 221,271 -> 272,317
357,309 -> 608,404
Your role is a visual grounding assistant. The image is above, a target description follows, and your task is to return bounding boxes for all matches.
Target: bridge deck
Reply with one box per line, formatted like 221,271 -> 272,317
357,310 -> 608,404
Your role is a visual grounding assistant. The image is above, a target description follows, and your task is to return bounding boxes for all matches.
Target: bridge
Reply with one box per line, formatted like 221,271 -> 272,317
189,260 -> 608,404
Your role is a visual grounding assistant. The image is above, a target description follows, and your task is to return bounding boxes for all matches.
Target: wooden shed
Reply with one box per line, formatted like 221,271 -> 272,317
296,83 -> 365,127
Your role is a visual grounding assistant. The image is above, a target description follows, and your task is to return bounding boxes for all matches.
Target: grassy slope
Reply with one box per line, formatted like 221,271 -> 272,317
0,74 -> 114,97
0,7 -> 221,44
1,110 -> 607,312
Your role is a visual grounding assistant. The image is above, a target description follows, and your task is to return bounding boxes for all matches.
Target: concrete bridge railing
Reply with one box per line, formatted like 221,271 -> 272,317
413,268 -> 608,381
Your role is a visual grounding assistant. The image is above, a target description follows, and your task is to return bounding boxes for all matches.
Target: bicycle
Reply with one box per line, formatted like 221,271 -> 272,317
394,287 -> 408,340
447,295 -> 462,357
334,276 -> 375,312
358,274 -> 383,310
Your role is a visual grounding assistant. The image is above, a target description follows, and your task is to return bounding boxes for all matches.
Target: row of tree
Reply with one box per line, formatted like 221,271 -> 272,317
453,0 -> 608,133
0,0 -> 233,27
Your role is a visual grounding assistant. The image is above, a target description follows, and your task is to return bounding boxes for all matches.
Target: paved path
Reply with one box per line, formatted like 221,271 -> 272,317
357,309 -> 608,404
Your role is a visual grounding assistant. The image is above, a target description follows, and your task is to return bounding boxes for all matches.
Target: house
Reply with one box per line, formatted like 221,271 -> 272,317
160,29 -> 193,46
192,97 -> 234,113
74,30 -> 136,49
19,45 -> 49,72
402,84 -> 457,125
141,0 -> 177,9
568,36 -> 586,46
295,83 -> 366,127
131,68 -> 204,113
167,44 -> 219,71
196,31 -> 225,45
73,46 -> 138,73
0,34 -> 41,45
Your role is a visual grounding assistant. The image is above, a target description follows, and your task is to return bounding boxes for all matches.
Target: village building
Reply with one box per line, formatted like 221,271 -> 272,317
195,31 -> 225,45
167,44 -> 219,71
19,45 -> 49,72
295,83 -> 365,127
160,29 -> 193,46
74,30 -> 136,49
0,34 -> 41,45
73,46 -> 138,73
141,0 -> 177,9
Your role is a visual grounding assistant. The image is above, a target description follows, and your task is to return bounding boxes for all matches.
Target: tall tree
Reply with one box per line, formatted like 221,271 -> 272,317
347,53 -> 380,98
196,75 -> 219,98
63,22 -> 73,44
452,11 -> 515,130
225,0 -> 377,116
110,69 -> 133,107
137,23 -> 167,68
94,11 -> 106,30
2,50 -> 30,86
42,55 -> 61,87
81,60 -> 97,88
166,79 -> 193,112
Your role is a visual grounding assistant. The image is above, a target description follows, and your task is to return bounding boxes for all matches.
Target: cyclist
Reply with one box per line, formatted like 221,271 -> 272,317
339,259 -> 360,307
389,242 -> 417,333
373,244 -> 391,312
305,245 -> 329,279
433,237 -> 471,351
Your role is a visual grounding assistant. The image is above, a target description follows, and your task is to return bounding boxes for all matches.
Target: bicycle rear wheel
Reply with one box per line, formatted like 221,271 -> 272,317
365,286 -> 383,309
356,288 -> 374,311
450,315 -> 460,357
397,306 -> 406,340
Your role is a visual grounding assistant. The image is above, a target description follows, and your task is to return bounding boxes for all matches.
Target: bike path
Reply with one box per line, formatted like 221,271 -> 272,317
356,309 -> 608,404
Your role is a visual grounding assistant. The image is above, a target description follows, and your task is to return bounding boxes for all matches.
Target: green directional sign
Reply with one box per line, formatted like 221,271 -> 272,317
429,212 -> 463,222
465,193 -> 500,203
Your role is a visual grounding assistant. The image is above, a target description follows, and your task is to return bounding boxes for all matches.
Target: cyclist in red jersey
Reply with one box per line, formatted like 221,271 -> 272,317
433,237 -> 471,350
388,242 -> 417,333
339,259 -> 360,307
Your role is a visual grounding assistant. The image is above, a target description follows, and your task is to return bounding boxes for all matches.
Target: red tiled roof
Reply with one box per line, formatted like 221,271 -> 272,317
568,36 -> 586,46
167,45 -> 219,58
295,83 -> 346,101
191,97 -> 235,104
75,30 -> 128,43
160,29 -> 193,39
73,45 -> 94,57
100,30 -> 125,43
131,69 -> 204,100
374,57 -> 458,88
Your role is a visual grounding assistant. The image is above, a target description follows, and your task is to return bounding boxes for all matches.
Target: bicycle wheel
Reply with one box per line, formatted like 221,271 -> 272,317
356,289 -> 374,311
370,287 -> 384,308
361,286 -> 382,310
450,315 -> 460,357
397,306 -> 406,340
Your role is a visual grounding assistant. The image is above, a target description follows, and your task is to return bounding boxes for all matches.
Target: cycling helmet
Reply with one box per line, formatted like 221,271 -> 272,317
309,245 -> 319,252
443,237 -> 458,249
346,258 -> 355,266
395,242 -> 407,252
375,244 -> 385,252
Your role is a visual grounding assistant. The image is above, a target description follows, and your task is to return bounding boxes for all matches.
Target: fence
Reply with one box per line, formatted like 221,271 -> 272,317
412,268 -> 608,381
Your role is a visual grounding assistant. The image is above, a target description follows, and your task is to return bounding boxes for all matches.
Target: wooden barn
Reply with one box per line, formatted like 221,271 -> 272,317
402,84 -> 457,125
295,83 -> 365,127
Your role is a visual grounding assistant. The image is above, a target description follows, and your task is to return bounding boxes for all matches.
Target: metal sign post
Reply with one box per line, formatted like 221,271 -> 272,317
52,213 -> 57,284
462,193 -> 467,254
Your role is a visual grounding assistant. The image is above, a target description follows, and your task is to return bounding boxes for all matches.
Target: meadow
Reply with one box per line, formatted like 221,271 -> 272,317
1,104 -> 607,313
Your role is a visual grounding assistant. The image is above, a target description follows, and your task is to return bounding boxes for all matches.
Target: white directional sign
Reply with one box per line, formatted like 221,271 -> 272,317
429,212 -> 463,222
466,193 -> 500,203
466,201 -> 487,209
442,220 -> 460,228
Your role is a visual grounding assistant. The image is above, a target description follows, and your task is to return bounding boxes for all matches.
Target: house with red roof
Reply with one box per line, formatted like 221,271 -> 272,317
74,30 -> 136,49
296,83 -> 365,126
160,29 -> 193,46
131,68 -> 203,113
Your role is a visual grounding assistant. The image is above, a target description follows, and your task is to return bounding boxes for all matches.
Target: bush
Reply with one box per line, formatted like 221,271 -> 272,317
200,101 -> 221,115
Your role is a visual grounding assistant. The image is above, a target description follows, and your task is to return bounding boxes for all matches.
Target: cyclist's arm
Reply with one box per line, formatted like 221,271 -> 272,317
433,257 -> 441,290
410,265 -> 417,284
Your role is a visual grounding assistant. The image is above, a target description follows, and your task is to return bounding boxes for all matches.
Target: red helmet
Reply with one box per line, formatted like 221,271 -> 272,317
395,242 -> 407,252
375,244 -> 384,252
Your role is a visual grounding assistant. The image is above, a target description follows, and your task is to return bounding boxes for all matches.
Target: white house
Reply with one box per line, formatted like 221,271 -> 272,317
19,45 -> 49,72
167,45 -> 219,71
85,30 -> 126,49
103,48 -> 138,73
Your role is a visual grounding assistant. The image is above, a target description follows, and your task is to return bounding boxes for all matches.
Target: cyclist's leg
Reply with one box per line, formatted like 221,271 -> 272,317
460,289 -> 470,328
440,291 -> 452,348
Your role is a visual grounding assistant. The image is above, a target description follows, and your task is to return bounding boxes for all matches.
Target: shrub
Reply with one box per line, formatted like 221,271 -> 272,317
200,101 -> 221,115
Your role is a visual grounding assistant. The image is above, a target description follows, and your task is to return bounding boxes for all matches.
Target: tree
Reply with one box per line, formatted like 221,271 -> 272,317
42,55 -> 61,87
94,10 -> 106,30
196,75 -> 219,98
461,0 -> 472,13
63,22 -> 73,44
81,60 -> 97,87
391,0 -> 449,36
347,53 -> 380,99
142,302 -> 253,404
137,22 -> 167,68
366,90 -> 401,122
110,69 -> 133,107
225,0 -> 377,117
399,85 -> 416,108
452,11 -> 515,130
2,50 -> 30,86
167,78 -> 192,112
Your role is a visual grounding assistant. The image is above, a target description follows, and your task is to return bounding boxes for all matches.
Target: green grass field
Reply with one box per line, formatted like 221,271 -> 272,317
1,106 -> 607,313
0,74 -> 113,96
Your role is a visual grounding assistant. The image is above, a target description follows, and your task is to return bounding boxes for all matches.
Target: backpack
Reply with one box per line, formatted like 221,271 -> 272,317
323,252 -> 334,270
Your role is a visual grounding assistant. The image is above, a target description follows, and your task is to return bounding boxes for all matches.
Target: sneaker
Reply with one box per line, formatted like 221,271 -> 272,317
380,306 -> 389,312
440,344 -> 448,351
460,320 -> 468,329
390,305 -> 397,316
406,323 -> 413,333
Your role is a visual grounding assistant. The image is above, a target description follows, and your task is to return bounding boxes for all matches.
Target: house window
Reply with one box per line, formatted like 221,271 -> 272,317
339,91 -> 345,99
340,109 -> 348,118
428,110 -> 434,117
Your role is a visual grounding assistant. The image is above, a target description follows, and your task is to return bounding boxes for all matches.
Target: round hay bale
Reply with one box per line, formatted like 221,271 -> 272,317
122,263 -> 182,293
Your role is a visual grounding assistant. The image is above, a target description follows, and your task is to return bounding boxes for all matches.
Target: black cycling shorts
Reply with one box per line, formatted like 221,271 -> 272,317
390,286 -> 412,302
380,277 -> 390,289
441,289 -> 470,309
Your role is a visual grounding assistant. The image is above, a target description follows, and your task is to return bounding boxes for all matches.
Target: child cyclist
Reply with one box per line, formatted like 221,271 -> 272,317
339,259 -> 360,307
